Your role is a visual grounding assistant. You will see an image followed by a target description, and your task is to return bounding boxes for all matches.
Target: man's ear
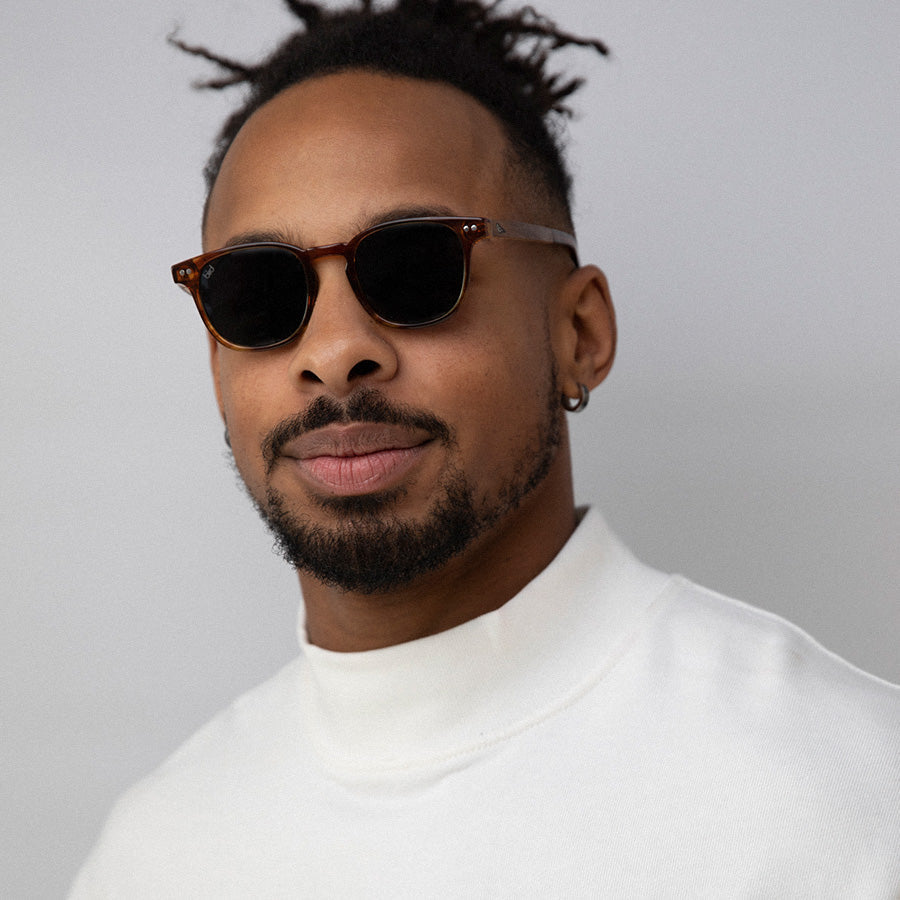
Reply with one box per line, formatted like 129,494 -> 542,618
554,264 -> 616,396
208,334 -> 227,423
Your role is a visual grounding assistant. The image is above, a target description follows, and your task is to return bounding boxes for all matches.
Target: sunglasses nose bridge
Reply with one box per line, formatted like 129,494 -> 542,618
301,239 -> 362,307
303,240 -> 352,266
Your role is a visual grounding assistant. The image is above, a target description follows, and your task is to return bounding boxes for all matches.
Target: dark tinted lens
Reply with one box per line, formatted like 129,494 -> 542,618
354,222 -> 465,325
199,246 -> 309,348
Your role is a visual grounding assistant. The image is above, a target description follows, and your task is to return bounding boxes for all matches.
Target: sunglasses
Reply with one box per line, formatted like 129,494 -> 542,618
171,216 -> 578,350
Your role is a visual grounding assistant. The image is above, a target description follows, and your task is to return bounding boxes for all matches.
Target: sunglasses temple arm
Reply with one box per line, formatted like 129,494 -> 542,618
489,220 -> 579,264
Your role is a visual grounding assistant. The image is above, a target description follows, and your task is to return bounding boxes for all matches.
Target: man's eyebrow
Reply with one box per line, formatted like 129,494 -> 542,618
360,204 -> 459,230
220,227 -> 295,248
220,205 -> 461,250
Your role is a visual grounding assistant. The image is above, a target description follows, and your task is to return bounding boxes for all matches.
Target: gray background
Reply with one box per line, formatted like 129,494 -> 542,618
3,0 -> 897,896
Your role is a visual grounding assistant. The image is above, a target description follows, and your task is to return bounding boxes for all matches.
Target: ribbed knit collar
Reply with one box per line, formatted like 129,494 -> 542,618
296,508 -> 671,781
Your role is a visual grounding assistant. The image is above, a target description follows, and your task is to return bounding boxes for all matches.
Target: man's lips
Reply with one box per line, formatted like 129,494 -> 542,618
278,423 -> 434,494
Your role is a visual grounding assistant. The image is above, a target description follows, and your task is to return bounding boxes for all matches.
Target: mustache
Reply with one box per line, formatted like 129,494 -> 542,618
261,389 -> 454,471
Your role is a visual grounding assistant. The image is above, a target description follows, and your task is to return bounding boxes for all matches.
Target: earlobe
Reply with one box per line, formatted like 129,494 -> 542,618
556,264 -> 616,396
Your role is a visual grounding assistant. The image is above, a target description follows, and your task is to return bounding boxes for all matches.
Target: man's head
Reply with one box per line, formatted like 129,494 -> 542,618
173,1 -> 615,636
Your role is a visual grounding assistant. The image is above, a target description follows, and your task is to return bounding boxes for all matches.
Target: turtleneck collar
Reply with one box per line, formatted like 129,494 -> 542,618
296,508 -> 672,781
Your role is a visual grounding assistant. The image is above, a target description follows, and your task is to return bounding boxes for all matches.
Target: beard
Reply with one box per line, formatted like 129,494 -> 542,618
244,368 -> 562,595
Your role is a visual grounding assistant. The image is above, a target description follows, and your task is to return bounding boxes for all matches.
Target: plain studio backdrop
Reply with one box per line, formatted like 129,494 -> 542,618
2,0 -> 898,896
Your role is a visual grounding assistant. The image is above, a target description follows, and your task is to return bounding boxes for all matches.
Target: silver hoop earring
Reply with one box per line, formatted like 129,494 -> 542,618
224,428 -> 231,448
562,383 -> 590,413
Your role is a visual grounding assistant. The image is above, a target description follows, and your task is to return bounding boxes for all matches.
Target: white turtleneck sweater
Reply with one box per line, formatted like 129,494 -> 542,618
71,510 -> 900,898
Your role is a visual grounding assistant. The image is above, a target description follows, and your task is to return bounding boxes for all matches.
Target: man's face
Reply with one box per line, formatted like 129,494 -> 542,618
203,70 -> 576,594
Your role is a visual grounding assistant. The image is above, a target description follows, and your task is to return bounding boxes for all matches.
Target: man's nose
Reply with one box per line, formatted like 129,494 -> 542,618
285,257 -> 400,396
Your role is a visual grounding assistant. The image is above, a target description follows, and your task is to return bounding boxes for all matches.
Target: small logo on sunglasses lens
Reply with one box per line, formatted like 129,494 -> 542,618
202,263 -> 215,280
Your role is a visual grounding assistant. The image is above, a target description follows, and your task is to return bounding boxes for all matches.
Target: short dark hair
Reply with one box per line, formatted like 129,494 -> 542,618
171,0 -> 607,227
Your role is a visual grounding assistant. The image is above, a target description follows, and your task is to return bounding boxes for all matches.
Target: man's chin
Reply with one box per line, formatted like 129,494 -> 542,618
255,474 -> 481,594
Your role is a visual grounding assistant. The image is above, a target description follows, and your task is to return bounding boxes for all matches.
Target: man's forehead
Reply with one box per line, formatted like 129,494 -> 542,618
204,70 -> 514,247
221,70 -> 509,173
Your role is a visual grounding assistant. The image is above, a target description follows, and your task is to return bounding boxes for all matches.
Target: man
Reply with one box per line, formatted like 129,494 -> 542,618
72,0 -> 900,896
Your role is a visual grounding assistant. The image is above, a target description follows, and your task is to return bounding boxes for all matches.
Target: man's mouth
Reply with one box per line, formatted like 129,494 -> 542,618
279,423 -> 434,495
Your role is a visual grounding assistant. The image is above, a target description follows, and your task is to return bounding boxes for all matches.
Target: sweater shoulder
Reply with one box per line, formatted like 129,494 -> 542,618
655,575 -> 900,742
69,659 -> 306,897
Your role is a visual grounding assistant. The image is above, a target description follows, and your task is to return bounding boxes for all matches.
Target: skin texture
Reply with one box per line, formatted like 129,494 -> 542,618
204,70 -> 616,651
